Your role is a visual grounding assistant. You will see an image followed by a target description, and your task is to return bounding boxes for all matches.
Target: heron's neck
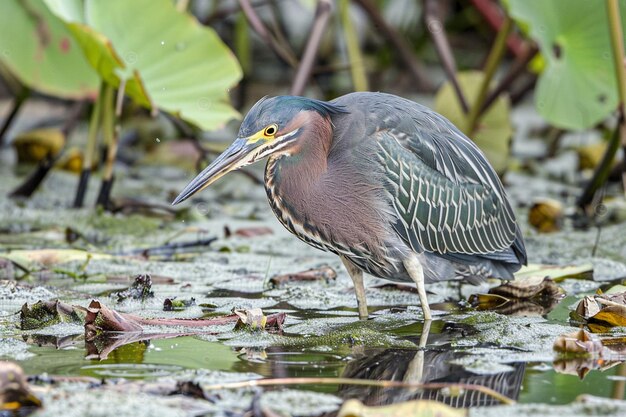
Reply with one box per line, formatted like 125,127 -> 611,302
266,113 -> 333,193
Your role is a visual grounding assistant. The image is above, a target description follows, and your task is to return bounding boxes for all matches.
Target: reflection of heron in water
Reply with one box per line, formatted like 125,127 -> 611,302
339,321 -> 525,408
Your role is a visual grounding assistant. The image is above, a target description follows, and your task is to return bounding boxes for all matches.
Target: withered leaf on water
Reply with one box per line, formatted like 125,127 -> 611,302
85,300 -> 285,333
111,273 -> 154,302
269,265 -> 337,288
573,289 -> 626,332
84,301 -> 285,359
20,300 -> 86,330
234,308 -> 266,330
85,300 -> 143,340
0,362 -> 42,411
489,276 -> 562,299
337,398 -> 466,417
470,274 -> 563,315
163,297 -> 196,311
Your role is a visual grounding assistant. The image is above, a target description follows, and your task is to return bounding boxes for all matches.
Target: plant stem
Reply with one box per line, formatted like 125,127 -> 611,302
423,0 -> 469,113
290,0 -> 333,95
74,82 -> 106,208
339,0 -> 368,91
201,377 -> 516,405
238,0 -> 298,68
607,0 -> 626,108
100,84 -> 115,183
0,87 -> 30,147
354,0 -> 431,91
96,81 -> 123,210
467,15 -> 512,135
234,11 -> 252,76
577,121 -> 621,210
606,0 -> 626,195
469,0 -> 526,57
481,44 -> 538,114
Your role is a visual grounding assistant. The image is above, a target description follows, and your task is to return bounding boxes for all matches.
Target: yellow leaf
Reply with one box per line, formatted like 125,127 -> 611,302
337,399 -> 467,417
592,307 -> 626,327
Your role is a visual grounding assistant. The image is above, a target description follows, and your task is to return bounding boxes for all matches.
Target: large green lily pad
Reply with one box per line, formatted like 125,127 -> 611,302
44,0 -> 242,131
0,0 -> 98,99
507,0 -> 617,130
434,70 -> 512,175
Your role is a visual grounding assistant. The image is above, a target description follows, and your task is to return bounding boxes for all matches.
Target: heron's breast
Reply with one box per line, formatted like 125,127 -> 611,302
264,156 -> 401,265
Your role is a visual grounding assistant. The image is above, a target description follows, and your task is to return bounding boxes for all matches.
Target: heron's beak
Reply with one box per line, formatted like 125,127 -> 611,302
172,137 -> 262,205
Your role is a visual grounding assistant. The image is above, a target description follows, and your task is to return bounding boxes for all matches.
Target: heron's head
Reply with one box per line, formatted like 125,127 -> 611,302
172,96 -> 346,205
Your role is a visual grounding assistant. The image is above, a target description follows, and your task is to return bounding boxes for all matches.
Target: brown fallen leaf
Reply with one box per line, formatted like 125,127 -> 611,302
489,276 -> 562,299
269,265 -> 337,288
234,308 -> 266,330
84,300 -> 285,333
337,398 -> 466,417
0,362 -> 42,411
470,274 -> 563,315
85,300 -> 144,340
573,288 -> 626,332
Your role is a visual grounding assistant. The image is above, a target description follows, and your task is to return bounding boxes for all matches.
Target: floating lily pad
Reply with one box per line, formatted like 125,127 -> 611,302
0,0 -> 98,99
507,0 -> 617,130
434,70 -> 512,174
44,0 -> 242,131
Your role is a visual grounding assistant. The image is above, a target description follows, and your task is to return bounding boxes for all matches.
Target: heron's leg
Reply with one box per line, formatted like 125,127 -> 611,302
340,256 -> 369,320
403,256 -> 432,320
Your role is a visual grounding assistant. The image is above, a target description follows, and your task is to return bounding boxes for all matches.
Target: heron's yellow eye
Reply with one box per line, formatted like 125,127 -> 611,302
264,124 -> 278,137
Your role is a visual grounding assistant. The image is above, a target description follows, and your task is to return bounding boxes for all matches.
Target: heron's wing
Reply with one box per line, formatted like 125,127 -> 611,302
375,125 -> 523,262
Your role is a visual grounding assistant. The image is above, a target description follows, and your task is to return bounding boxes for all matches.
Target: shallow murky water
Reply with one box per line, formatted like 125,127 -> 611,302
2,148 -> 626,416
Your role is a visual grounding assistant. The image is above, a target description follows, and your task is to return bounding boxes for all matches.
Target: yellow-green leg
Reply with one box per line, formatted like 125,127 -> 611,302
403,256 -> 432,320
341,256 -> 369,319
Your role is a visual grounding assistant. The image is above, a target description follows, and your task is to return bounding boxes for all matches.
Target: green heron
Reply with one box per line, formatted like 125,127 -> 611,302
173,92 -> 527,320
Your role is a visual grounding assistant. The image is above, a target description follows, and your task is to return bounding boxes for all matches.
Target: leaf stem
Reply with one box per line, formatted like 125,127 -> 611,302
606,0 -> 626,195
74,82 -> 105,208
607,0 -> 626,109
201,377 -> 516,405
424,0 -> 469,113
577,122 -> 621,210
0,86 -> 30,147
290,0 -> 333,95
467,16 -> 512,135
339,0 -> 368,91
